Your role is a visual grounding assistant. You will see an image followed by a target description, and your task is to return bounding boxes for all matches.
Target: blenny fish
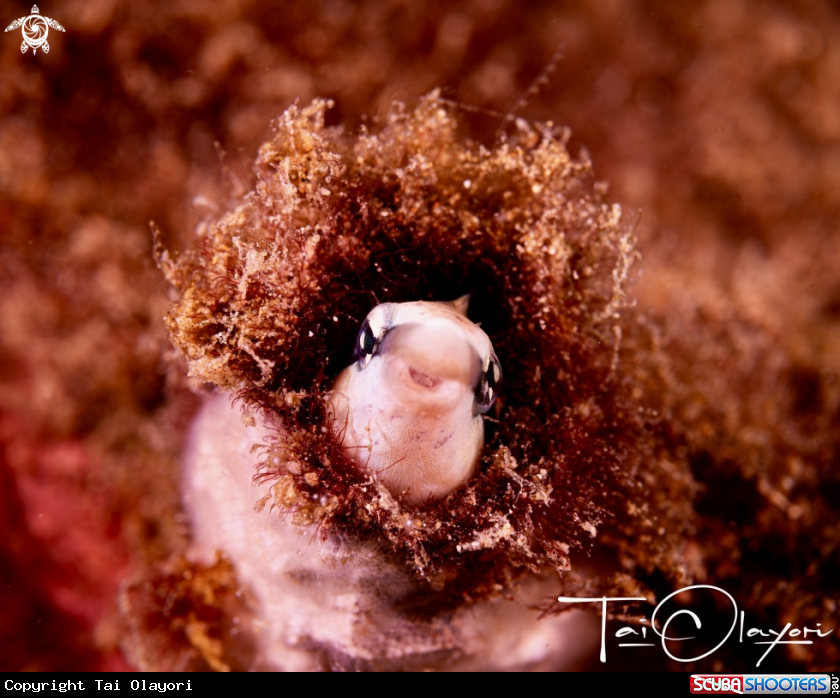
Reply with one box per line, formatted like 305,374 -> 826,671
329,296 -> 501,504
182,299 -> 593,669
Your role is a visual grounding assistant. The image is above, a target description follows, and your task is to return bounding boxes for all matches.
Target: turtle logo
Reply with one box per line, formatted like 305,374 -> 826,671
5,5 -> 64,55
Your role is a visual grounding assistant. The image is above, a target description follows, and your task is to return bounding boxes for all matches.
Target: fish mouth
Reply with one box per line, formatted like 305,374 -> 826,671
409,367 -> 441,389
375,320 -> 482,413
380,355 -> 471,415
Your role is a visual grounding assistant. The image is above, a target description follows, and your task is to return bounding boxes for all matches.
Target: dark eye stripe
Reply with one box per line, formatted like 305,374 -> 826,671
487,361 -> 499,389
475,357 -> 501,413
356,319 -> 384,367
361,325 -> 376,355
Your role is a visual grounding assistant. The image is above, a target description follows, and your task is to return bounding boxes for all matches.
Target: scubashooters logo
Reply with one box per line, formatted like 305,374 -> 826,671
690,675 -> 832,694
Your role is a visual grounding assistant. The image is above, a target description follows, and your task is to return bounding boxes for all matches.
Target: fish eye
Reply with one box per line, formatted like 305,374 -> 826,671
475,354 -> 502,414
355,305 -> 392,368
356,320 -> 377,366
360,322 -> 376,355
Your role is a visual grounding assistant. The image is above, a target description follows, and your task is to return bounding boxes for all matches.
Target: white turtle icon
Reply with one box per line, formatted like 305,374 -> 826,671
5,5 -> 64,55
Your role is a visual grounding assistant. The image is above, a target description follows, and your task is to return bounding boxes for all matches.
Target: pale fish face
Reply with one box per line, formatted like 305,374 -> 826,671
329,298 -> 501,505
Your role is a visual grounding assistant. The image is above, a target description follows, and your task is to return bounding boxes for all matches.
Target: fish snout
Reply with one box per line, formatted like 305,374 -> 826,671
380,321 -> 480,413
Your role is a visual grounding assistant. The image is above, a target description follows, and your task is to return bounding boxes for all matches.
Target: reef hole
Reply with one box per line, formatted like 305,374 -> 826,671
163,93 -> 688,606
